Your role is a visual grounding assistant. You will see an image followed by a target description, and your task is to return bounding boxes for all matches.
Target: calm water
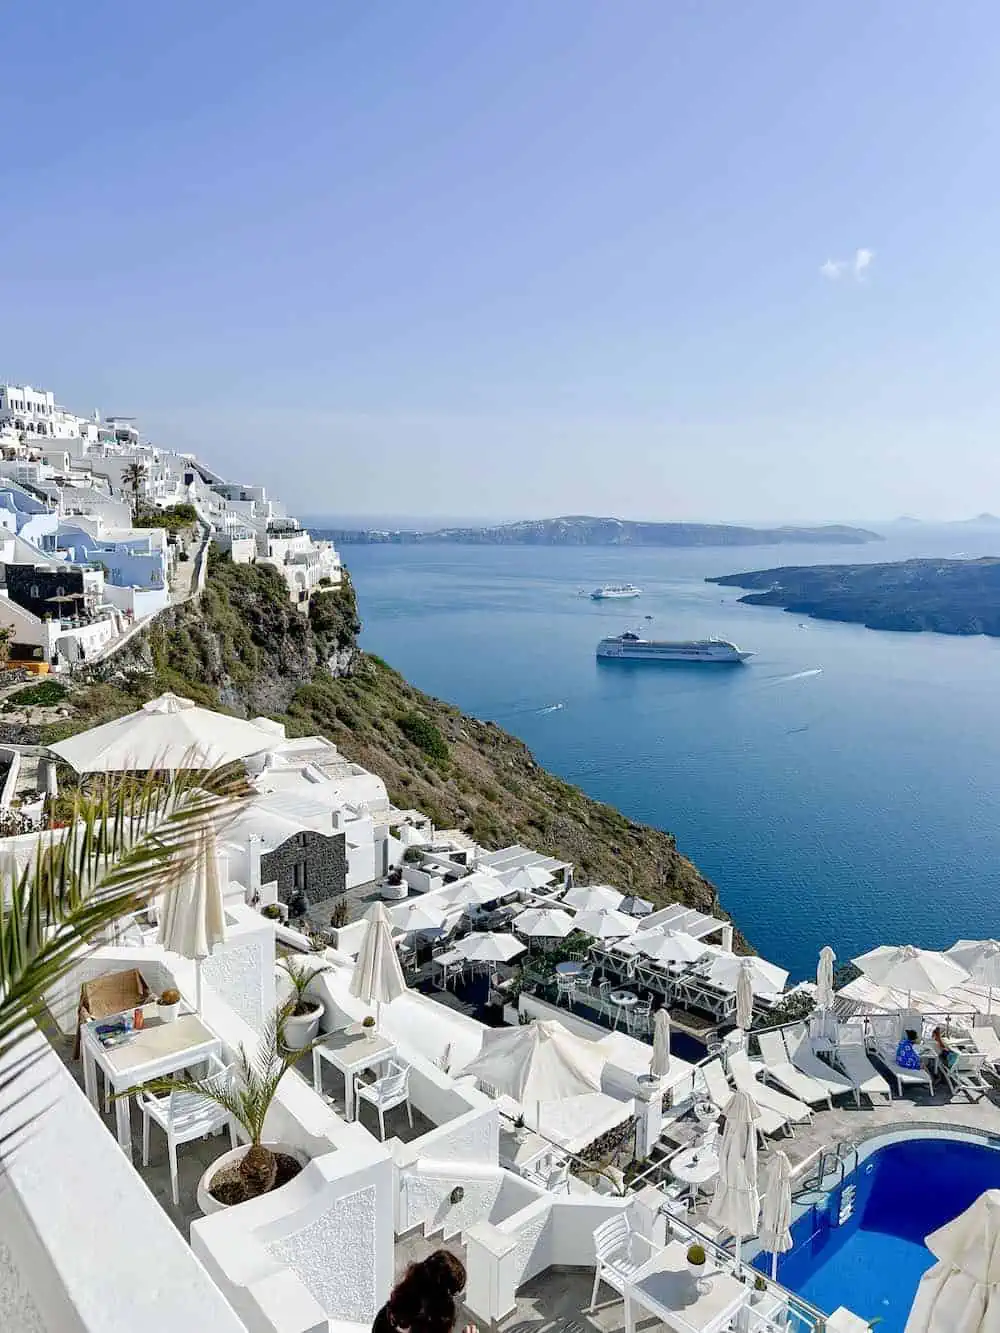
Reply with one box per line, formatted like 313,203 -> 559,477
328,528 -> 1000,977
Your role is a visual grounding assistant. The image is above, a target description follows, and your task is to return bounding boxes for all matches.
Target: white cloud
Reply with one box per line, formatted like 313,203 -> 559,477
820,247 -> 874,282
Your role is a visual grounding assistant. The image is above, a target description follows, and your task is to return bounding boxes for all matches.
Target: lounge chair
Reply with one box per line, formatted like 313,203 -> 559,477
830,1043 -> 892,1106
941,1050 -> 991,1102
756,1029 -> 833,1107
728,1049 -> 813,1124
969,1027 -> 1000,1070
784,1024 -> 856,1100
870,1037 -> 934,1098
699,1057 -> 790,1139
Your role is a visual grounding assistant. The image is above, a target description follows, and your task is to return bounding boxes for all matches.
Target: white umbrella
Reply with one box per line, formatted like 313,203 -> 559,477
439,874 -> 505,908
574,908 -> 637,940
708,953 -> 788,996
707,1088 -> 760,1271
350,902 -> 407,1023
454,932 -> 526,963
563,884 -> 624,912
501,866 -> 553,892
50,691 -> 280,772
816,945 -> 836,1010
947,940 -> 1000,1014
157,822 -> 226,1009
736,959 -> 755,1031
512,907 -> 574,939
458,1019 -> 604,1112
651,1008 -> 671,1077
855,944 -> 969,1002
759,1150 -> 793,1280
388,900 -> 447,934
638,930 -> 707,966
905,1189 -> 1000,1333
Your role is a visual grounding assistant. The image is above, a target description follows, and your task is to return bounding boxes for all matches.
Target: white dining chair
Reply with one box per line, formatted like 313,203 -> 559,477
355,1061 -> 413,1140
138,1056 -> 237,1207
588,1213 -> 658,1312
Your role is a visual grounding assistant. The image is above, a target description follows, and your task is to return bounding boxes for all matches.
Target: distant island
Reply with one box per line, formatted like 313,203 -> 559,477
324,515 -> 882,548
708,558 -> 1000,636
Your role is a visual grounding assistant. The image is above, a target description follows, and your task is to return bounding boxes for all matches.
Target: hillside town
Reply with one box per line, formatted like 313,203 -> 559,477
4,380 -> 1000,1333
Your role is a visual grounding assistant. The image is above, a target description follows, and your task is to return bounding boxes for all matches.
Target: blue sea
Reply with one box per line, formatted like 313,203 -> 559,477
326,527 -> 1000,978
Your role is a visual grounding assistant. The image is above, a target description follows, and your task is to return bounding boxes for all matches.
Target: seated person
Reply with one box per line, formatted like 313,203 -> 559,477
932,1025 -> 959,1070
895,1028 -> 922,1070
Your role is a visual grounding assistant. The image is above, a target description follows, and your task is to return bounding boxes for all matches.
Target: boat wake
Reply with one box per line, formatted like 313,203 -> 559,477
766,667 -> 823,686
536,702 -> 565,714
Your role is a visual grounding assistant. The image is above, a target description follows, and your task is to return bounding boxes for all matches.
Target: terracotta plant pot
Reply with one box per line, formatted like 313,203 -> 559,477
196,1142 -> 309,1216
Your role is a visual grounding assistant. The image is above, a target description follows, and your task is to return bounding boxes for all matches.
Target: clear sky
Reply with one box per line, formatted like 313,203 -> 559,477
4,2 -> 999,522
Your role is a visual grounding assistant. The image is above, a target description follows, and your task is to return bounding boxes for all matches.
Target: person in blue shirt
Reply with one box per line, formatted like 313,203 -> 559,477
895,1028 -> 922,1071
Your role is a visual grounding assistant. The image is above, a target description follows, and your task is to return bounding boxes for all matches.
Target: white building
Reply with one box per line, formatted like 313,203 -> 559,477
0,382 -> 57,436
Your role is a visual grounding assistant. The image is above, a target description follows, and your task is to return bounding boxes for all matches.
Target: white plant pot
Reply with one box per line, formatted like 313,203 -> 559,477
687,1259 -> 707,1284
158,1002 -> 180,1024
282,1002 -> 323,1051
196,1142 -> 309,1216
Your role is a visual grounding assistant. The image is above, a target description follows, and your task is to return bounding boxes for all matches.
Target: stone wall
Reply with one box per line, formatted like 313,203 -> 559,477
261,829 -> 347,908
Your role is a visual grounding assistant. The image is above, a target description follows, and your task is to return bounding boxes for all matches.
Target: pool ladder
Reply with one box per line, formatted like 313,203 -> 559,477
795,1140 -> 860,1225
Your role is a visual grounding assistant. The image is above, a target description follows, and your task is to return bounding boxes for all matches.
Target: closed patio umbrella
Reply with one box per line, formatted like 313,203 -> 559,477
707,1088 -> 761,1271
905,1189 -> 1000,1333
736,959 -> 755,1032
512,907 -> 574,939
651,1008 -> 671,1077
817,945 -> 836,1009
157,821 -> 226,1009
855,944 -> 969,1004
759,1150 -> 793,1280
574,908 -> 637,940
454,932 -> 526,964
563,884 -> 624,913
350,902 -> 407,1023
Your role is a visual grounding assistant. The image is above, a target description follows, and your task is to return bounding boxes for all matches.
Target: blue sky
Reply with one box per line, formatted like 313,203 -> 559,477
4,2 -> 999,521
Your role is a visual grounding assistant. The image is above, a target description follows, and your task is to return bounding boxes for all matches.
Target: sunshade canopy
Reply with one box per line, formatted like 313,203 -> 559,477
946,940 -> 1000,989
439,874 -> 505,908
855,944 -> 969,996
562,885 -> 624,913
512,907 -> 574,939
388,900 -> 447,933
707,953 -> 788,996
574,908 -> 637,940
458,1019 -> 604,1105
454,932 -> 526,963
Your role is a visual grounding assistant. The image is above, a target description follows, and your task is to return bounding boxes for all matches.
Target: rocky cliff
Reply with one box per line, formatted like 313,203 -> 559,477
41,551 -> 734,925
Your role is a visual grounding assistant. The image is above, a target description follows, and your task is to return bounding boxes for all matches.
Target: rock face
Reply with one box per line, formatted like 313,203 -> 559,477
323,516 -> 883,548
42,551 -> 735,931
709,558 -> 1000,637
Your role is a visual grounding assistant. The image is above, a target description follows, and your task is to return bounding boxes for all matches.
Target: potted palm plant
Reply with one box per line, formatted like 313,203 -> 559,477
278,955 -> 331,1050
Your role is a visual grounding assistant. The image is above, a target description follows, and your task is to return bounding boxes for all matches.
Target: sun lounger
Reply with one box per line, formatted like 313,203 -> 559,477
756,1029 -> 833,1107
728,1049 -> 813,1124
784,1024 -> 857,1101
941,1050 -> 990,1102
699,1057 -> 790,1139
870,1038 -> 934,1098
969,1027 -> 1000,1070
831,1043 -> 892,1106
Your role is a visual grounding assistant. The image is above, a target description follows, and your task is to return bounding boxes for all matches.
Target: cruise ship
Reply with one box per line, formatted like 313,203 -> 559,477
596,630 -> 752,663
590,583 -> 642,600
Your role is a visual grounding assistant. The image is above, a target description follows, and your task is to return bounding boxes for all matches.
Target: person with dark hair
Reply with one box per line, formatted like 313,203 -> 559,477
372,1250 -> 475,1333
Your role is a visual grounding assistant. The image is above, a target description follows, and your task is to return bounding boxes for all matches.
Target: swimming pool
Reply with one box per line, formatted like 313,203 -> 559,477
755,1135 -> 1000,1333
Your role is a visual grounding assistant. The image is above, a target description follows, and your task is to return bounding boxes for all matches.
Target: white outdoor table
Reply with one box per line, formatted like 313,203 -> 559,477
81,1010 -> 222,1162
669,1143 -> 720,1200
624,1239 -> 749,1333
610,988 -> 638,1029
554,960 -> 586,978
499,1127 -> 553,1177
434,947 -> 466,989
313,1028 -> 397,1120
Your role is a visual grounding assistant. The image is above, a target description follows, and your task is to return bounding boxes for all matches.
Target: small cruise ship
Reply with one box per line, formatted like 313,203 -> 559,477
596,630 -> 752,663
590,583 -> 642,600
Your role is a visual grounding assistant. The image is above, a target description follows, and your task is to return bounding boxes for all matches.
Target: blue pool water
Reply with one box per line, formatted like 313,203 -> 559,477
760,1137 -> 1000,1331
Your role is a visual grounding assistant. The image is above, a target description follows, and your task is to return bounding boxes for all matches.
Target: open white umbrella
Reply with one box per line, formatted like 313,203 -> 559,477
512,907 -> 574,939
439,874 -> 504,908
855,944 -> 969,1002
947,940 -> 1000,1015
736,959 -> 755,1032
707,1088 -> 761,1271
638,930 -> 707,966
905,1189 -> 1000,1333
458,1019 -> 604,1112
759,1150 -> 793,1280
563,884 -> 624,912
157,821 -> 226,1009
388,900 -> 447,934
350,902 -> 407,1023
454,932 -> 526,963
651,1008 -> 671,1077
574,908 -> 637,940
501,866 -> 553,892
708,953 -> 788,996
817,945 -> 836,1010
50,691 -> 280,772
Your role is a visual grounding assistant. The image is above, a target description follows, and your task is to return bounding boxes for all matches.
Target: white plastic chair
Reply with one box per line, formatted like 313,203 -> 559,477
556,973 -> 576,1008
139,1056 -> 237,1206
355,1060 -> 413,1140
588,1213 -> 658,1312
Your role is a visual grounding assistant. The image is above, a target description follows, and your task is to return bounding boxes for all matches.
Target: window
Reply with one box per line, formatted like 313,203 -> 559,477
29,584 -> 39,600
292,861 -> 308,892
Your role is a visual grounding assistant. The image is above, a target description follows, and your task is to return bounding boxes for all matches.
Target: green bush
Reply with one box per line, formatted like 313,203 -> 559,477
396,711 -> 449,763
4,680 -> 69,710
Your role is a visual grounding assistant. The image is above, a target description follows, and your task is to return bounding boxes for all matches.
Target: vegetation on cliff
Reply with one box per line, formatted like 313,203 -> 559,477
39,551 -> 730,921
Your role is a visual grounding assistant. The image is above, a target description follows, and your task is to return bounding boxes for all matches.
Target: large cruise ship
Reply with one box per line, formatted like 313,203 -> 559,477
590,583 -> 642,600
596,630 -> 752,663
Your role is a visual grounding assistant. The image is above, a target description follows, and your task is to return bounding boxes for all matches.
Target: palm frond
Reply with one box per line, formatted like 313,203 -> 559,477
0,758 -> 250,1156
